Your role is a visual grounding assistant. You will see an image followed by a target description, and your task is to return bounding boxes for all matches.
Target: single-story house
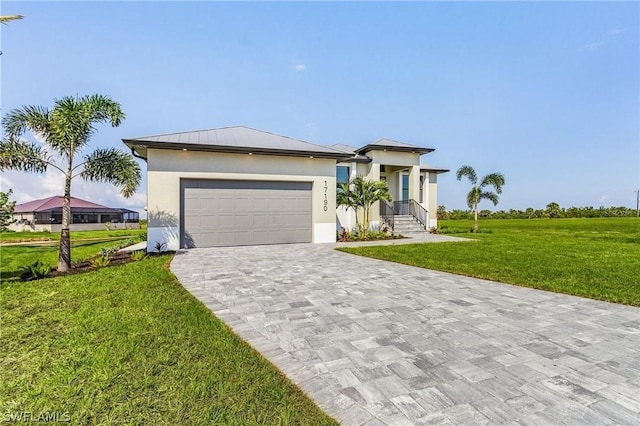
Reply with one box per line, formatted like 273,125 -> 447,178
10,196 -> 140,232
123,126 -> 447,251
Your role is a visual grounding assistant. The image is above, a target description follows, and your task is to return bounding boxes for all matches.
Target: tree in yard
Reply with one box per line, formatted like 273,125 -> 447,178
0,94 -> 141,272
0,189 -> 16,231
456,165 -> 505,233
337,176 -> 392,235
337,182 -> 359,227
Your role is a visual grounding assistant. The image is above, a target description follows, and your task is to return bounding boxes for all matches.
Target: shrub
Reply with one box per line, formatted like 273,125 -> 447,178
19,260 -> 51,280
131,250 -> 146,261
91,255 -> 110,268
104,221 -> 112,231
429,226 -> 438,234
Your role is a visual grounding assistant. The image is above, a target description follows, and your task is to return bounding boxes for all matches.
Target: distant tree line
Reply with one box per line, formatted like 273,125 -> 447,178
438,202 -> 637,220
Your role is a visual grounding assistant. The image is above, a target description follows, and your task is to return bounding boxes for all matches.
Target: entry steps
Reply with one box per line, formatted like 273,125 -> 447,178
392,215 -> 428,234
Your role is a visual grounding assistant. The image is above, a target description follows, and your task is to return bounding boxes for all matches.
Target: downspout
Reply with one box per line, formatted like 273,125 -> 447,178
130,147 -> 147,162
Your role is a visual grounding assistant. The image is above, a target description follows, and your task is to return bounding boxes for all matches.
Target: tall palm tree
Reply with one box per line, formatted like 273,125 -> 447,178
0,94 -> 141,272
456,165 -> 505,232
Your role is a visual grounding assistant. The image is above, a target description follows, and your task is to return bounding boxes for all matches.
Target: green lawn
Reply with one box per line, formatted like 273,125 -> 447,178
1,256 -> 337,425
339,217 -> 640,306
1,228 -> 146,243
0,239 -> 139,281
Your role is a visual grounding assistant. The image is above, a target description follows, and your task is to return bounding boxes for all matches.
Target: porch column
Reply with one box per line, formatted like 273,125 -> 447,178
422,172 -> 429,206
368,163 -> 381,226
409,165 -> 420,201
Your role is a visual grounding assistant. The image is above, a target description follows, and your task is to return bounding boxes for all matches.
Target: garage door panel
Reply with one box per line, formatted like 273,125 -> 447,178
182,180 -> 312,248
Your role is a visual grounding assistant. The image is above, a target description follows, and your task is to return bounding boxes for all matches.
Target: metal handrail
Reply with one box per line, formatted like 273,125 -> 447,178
409,199 -> 429,230
393,200 -> 409,215
379,201 -> 395,231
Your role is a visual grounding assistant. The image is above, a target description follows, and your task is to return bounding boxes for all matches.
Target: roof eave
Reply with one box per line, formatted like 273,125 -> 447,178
355,144 -> 434,155
420,167 -> 450,174
123,140 -> 350,160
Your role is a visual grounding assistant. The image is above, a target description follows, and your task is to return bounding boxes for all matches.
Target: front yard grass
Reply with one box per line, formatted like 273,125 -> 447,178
338,217 -> 640,306
0,256 -> 337,425
0,239 -> 138,281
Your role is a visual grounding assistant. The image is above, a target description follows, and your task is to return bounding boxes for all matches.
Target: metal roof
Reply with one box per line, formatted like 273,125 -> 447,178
355,138 -> 434,155
124,126 -> 351,160
14,196 -> 136,213
329,143 -> 357,154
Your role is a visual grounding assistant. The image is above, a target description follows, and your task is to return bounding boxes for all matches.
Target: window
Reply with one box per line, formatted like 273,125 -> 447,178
402,174 -> 409,201
336,166 -> 350,184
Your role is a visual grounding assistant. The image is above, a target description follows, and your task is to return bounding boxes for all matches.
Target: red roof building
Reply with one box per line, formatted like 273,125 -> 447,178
12,196 -> 139,227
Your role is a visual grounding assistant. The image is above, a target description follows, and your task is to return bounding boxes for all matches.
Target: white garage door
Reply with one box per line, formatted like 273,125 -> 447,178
181,179 -> 312,248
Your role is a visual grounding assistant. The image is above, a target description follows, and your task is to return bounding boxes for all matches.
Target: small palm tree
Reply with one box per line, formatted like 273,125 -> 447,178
336,176 -> 392,235
0,94 -> 141,272
337,182 -> 359,227
456,165 -> 505,233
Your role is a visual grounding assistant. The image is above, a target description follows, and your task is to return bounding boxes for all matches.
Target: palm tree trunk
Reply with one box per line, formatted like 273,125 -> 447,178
58,170 -> 72,272
473,205 -> 479,233
363,206 -> 368,236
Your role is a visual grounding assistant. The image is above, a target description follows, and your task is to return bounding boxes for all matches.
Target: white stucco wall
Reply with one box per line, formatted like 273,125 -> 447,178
146,149 -> 337,250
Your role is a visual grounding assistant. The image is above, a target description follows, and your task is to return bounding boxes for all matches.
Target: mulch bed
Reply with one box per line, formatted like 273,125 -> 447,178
20,251 -> 174,281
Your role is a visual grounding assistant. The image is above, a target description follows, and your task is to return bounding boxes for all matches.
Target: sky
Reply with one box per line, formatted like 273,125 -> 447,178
1,1 -> 638,215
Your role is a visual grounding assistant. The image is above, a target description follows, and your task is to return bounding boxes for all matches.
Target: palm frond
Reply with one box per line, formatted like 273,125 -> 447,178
466,188 -> 479,209
480,172 -> 505,194
0,138 -> 49,173
0,15 -> 24,24
80,148 -> 141,198
479,191 -> 500,206
456,165 -> 477,184
2,105 -> 52,139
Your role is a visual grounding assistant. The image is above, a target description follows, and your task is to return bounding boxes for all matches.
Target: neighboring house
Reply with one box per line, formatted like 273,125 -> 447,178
10,196 -> 140,232
123,126 -> 447,251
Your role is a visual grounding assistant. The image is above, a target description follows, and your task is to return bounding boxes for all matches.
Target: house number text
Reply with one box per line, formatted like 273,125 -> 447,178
323,180 -> 328,211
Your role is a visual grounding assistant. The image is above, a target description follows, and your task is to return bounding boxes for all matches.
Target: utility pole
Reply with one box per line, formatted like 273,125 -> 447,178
636,189 -> 640,218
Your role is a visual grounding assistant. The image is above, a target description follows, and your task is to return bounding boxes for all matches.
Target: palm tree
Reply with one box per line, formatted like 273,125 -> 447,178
545,202 -> 562,218
337,182 -> 359,227
456,165 -> 505,233
336,176 -> 392,235
0,94 -> 141,272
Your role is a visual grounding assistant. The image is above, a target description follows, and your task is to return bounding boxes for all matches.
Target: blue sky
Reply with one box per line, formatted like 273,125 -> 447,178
1,1 -> 638,214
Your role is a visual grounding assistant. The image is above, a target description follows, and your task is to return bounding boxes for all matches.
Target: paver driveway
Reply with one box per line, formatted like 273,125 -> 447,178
171,243 -> 640,425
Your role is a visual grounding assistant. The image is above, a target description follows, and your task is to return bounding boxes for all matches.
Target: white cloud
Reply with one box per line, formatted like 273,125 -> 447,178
579,42 -> 604,51
598,195 -> 609,205
609,28 -> 626,36
293,63 -> 307,72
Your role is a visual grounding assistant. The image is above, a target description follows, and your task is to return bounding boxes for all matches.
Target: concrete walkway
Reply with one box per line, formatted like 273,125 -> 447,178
170,243 -> 640,425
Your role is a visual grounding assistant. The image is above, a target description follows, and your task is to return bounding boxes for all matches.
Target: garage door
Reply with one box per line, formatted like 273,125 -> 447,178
181,179 -> 312,248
